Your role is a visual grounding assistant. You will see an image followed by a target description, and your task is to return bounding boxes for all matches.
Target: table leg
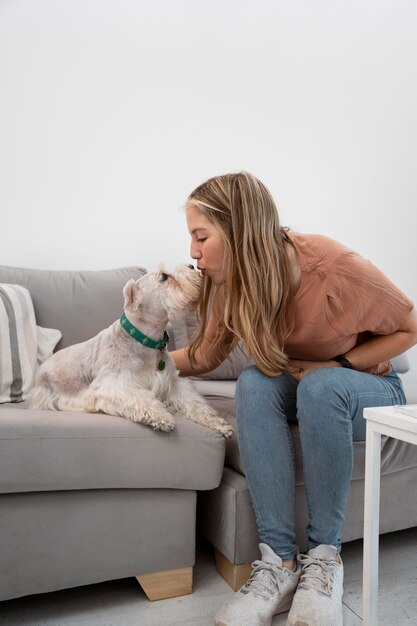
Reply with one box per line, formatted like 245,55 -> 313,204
363,422 -> 382,626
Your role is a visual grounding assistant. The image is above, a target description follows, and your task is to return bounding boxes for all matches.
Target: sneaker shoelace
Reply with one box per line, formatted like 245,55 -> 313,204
240,560 -> 289,601
298,554 -> 335,596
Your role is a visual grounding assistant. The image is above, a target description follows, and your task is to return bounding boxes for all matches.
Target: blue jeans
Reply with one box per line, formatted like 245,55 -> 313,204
236,366 -> 406,561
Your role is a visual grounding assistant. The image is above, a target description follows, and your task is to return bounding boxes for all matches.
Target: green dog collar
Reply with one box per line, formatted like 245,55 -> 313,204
120,312 -> 169,351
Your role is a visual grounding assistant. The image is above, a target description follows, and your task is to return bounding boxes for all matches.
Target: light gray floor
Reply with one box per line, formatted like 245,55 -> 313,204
1,528 -> 416,626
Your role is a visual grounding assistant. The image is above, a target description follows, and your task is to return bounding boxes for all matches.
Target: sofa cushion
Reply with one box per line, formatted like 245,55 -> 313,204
0,284 -> 37,403
0,404 -> 226,494
0,266 -> 147,350
392,353 -> 410,374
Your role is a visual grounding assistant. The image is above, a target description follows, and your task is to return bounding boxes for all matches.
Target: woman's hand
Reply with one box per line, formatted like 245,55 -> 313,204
288,359 -> 339,382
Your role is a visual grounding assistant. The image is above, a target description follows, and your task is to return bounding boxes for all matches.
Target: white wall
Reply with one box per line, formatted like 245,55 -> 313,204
1,0 -> 416,364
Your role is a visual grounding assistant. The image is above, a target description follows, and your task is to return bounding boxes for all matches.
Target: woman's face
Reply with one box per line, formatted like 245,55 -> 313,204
186,203 -> 226,285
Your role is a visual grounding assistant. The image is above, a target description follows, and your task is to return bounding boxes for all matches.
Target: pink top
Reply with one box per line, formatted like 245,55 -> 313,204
284,232 -> 414,375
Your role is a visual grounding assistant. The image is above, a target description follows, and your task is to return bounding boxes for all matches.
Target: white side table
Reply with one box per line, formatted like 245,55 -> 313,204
363,405 -> 417,626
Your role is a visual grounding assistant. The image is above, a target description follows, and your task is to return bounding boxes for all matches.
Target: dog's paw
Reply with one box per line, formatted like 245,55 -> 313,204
144,410 -> 175,432
134,408 -> 175,432
212,421 -> 234,438
203,416 -> 234,438
153,418 -> 176,433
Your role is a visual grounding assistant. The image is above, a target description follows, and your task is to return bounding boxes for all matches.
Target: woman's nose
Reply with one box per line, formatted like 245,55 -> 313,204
190,243 -> 201,259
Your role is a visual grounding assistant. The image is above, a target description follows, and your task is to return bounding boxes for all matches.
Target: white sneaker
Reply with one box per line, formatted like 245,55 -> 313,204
214,543 -> 301,626
286,544 -> 344,626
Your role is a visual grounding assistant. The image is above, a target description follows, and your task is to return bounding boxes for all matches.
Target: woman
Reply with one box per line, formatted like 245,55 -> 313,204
171,172 -> 417,626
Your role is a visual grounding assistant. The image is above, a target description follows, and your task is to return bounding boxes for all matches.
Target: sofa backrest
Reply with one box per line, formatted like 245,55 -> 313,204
391,353 -> 410,374
0,264 -> 411,375
0,265 -> 146,350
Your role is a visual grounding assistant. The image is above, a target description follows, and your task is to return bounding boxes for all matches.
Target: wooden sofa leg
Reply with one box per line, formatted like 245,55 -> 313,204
214,548 -> 252,591
136,566 -> 193,601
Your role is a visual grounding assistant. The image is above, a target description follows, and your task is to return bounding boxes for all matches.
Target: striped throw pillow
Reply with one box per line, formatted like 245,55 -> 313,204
0,284 -> 37,403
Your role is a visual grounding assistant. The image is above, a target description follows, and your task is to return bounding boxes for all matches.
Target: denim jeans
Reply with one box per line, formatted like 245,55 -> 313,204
235,366 -> 406,561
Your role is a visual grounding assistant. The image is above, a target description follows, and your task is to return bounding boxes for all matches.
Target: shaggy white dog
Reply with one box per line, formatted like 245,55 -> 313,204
29,265 -> 233,438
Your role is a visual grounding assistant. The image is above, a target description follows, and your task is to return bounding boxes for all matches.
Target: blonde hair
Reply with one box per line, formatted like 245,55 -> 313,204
187,171 -> 295,377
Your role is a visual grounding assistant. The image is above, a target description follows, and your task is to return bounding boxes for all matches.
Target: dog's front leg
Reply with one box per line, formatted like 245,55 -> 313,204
168,379 -> 234,438
128,389 -> 176,432
82,378 -> 176,432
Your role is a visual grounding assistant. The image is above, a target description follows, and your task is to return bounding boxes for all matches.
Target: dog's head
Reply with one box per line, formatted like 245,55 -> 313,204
123,264 -> 203,324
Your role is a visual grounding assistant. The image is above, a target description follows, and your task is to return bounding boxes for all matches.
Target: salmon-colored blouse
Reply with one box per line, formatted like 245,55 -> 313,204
284,232 -> 414,376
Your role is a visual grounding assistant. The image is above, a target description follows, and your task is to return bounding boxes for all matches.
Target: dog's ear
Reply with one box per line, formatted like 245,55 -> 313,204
123,279 -> 142,311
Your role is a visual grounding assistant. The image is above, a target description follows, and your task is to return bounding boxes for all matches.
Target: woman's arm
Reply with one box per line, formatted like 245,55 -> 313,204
341,308 -> 417,370
170,311 -> 230,377
290,308 -> 417,382
170,344 -> 225,377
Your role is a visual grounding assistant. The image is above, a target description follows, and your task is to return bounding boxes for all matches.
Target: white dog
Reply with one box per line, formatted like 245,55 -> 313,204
29,265 -> 233,438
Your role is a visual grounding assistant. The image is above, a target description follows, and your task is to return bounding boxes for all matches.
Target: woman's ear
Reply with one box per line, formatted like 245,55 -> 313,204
123,279 -> 142,311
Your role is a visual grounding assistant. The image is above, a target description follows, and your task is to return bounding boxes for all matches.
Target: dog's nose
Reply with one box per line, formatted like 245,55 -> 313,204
188,264 -> 194,270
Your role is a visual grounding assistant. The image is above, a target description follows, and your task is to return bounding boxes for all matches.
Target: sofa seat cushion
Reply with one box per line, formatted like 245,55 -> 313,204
0,404 -> 226,494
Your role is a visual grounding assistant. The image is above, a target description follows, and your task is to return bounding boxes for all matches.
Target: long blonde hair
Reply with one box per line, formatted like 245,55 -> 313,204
187,171 -> 295,377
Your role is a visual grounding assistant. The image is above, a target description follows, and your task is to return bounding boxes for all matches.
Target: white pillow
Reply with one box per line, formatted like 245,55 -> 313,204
36,325 -> 62,367
0,284 -> 37,403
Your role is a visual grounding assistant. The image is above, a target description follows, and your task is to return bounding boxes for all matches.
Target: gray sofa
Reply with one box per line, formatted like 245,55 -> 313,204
0,265 -> 226,602
1,264 -> 416,603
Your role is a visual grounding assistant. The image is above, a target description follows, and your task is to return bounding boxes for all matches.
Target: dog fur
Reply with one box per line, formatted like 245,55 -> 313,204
29,265 -> 233,438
